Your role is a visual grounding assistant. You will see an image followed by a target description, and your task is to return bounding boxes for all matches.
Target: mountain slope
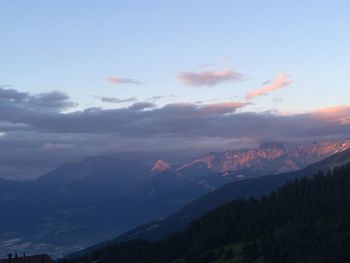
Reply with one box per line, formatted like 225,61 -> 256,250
62,162 -> 350,263
0,157 -> 207,258
115,147 -> 350,243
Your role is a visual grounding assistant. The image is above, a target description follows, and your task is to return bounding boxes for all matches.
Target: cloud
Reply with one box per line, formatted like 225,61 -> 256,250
147,96 -> 166,101
96,96 -> 137,104
312,105 -> 350,125
177,69 -> 242,87
28,91 -> 77,109
1,87 -> 350,180
0,87 -> 27,101
128,102 -> 156,110
0,84 -> 12,88
272,98 -> 284,103
107,77 -> 142,85
2,93 -> 347,141
246,73 -> 293,99
0,87 -> 76,111
200,102 -> 249,114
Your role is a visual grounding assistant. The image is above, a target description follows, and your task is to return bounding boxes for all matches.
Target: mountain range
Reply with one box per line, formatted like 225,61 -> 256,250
174,140 -> 350,179
62,157 -> 350,263
115,145 -> 350,244
0,140 -> 349,258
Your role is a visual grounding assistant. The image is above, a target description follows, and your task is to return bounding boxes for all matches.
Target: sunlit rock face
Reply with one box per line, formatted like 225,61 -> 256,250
288,140 -> 350,164
176,141 -> 350,176
151,160 -> 172,173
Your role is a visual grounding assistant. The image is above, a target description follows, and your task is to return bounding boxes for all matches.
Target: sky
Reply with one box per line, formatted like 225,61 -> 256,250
1,0 -> 350,180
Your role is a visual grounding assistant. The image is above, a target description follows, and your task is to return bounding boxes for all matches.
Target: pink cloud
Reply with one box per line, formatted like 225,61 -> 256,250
107,77 -> 142,85
177,69 -> 242,87
312,105 -> 350,125
246,73 -> 293,99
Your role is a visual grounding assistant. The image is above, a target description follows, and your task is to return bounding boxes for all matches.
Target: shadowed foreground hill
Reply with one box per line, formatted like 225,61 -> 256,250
63,162 -> 350,263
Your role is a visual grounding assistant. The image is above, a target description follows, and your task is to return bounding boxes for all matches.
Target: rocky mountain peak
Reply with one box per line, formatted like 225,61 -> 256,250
151,160 -> 172,172
176,140 -> 350,177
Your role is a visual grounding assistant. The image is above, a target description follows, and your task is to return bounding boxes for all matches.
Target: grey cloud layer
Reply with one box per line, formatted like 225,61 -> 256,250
1,87 -> 349,140
2,101 -> 348,139
0,87 -> 76,111
1,87 -> 350,179
96,96 -> 138,104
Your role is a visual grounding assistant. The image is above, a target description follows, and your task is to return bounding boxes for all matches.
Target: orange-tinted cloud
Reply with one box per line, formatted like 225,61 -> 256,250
313,105 -> 350,125
177,69 -> 242,87
107,77 -> 142,85
246,73 -> 293,99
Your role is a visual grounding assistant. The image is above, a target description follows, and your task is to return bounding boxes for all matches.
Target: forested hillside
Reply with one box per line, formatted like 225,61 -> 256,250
62,163 -> 350,263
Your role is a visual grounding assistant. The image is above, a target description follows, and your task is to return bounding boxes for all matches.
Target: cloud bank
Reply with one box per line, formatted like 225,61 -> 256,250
0,87 -> 349,180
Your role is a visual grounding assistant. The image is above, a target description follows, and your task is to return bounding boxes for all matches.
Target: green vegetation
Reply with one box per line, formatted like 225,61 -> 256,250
63,163 -> 350,263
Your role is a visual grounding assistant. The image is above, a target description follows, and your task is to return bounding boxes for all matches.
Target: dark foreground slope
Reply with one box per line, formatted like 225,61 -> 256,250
63,162 -> 350,263
116,147 -> 350,242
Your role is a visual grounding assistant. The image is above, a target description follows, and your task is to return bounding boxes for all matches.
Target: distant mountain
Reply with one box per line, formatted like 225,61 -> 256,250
140,140 -> 350,191
62,160 -> 350,263
0,157 -> 206,258
113,147 -> 350,244
150,160 -> 172,173
0,140 -> 349,258
175,140 -> 350,180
